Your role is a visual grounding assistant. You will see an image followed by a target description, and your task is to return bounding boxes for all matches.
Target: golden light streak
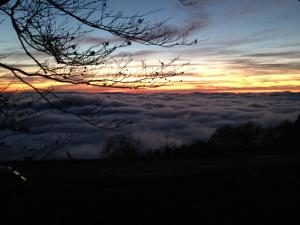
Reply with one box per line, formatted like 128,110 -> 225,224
1,63 -> 300,93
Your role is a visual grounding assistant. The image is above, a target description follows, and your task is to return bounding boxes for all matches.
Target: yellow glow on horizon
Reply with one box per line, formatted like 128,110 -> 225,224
2,63 -> 300,93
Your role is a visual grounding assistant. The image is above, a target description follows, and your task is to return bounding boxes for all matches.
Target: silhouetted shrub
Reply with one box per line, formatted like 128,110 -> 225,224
209,122 -> 264,152
266,118 -> 300,153
169,114 -> 299,157
103,134 -> 141,160
102,114 -> 300,160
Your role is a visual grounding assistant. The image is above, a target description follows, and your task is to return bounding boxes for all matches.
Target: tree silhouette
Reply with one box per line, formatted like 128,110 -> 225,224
0,0 -> 197,158
0,88 -> 32,150
103,133 -> 141,160
0,0 -> 194,91
0,0 -> 196,129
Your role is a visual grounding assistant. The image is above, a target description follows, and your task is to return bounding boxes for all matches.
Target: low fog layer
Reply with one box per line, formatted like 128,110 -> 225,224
1,92 -> 300,160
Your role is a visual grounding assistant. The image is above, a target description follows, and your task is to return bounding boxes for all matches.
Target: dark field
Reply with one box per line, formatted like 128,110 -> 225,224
1,154 -> 300,225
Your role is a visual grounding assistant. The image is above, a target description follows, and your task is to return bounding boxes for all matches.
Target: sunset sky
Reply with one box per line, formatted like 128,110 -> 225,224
1,0 -> 300,93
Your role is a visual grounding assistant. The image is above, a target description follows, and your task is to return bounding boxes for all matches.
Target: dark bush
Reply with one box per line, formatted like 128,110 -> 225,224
208,122 -> 264,152
103,134 -> 141,160
102,114 -> 300,160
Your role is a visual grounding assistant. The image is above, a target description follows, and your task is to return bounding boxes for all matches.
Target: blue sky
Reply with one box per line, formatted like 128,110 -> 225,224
1,0 -> 300,92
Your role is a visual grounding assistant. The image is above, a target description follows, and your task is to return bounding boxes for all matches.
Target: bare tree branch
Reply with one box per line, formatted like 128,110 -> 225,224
0,0 -> 195,89
0,0 -> 198,133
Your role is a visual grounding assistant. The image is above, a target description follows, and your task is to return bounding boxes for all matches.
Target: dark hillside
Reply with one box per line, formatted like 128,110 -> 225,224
1,154 -> 300,225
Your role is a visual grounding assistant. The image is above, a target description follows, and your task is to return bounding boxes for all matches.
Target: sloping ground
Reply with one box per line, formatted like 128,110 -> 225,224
1,154 -> 300,225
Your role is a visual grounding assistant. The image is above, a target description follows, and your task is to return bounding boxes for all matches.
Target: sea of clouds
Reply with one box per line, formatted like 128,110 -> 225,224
1,92 -> 300,160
